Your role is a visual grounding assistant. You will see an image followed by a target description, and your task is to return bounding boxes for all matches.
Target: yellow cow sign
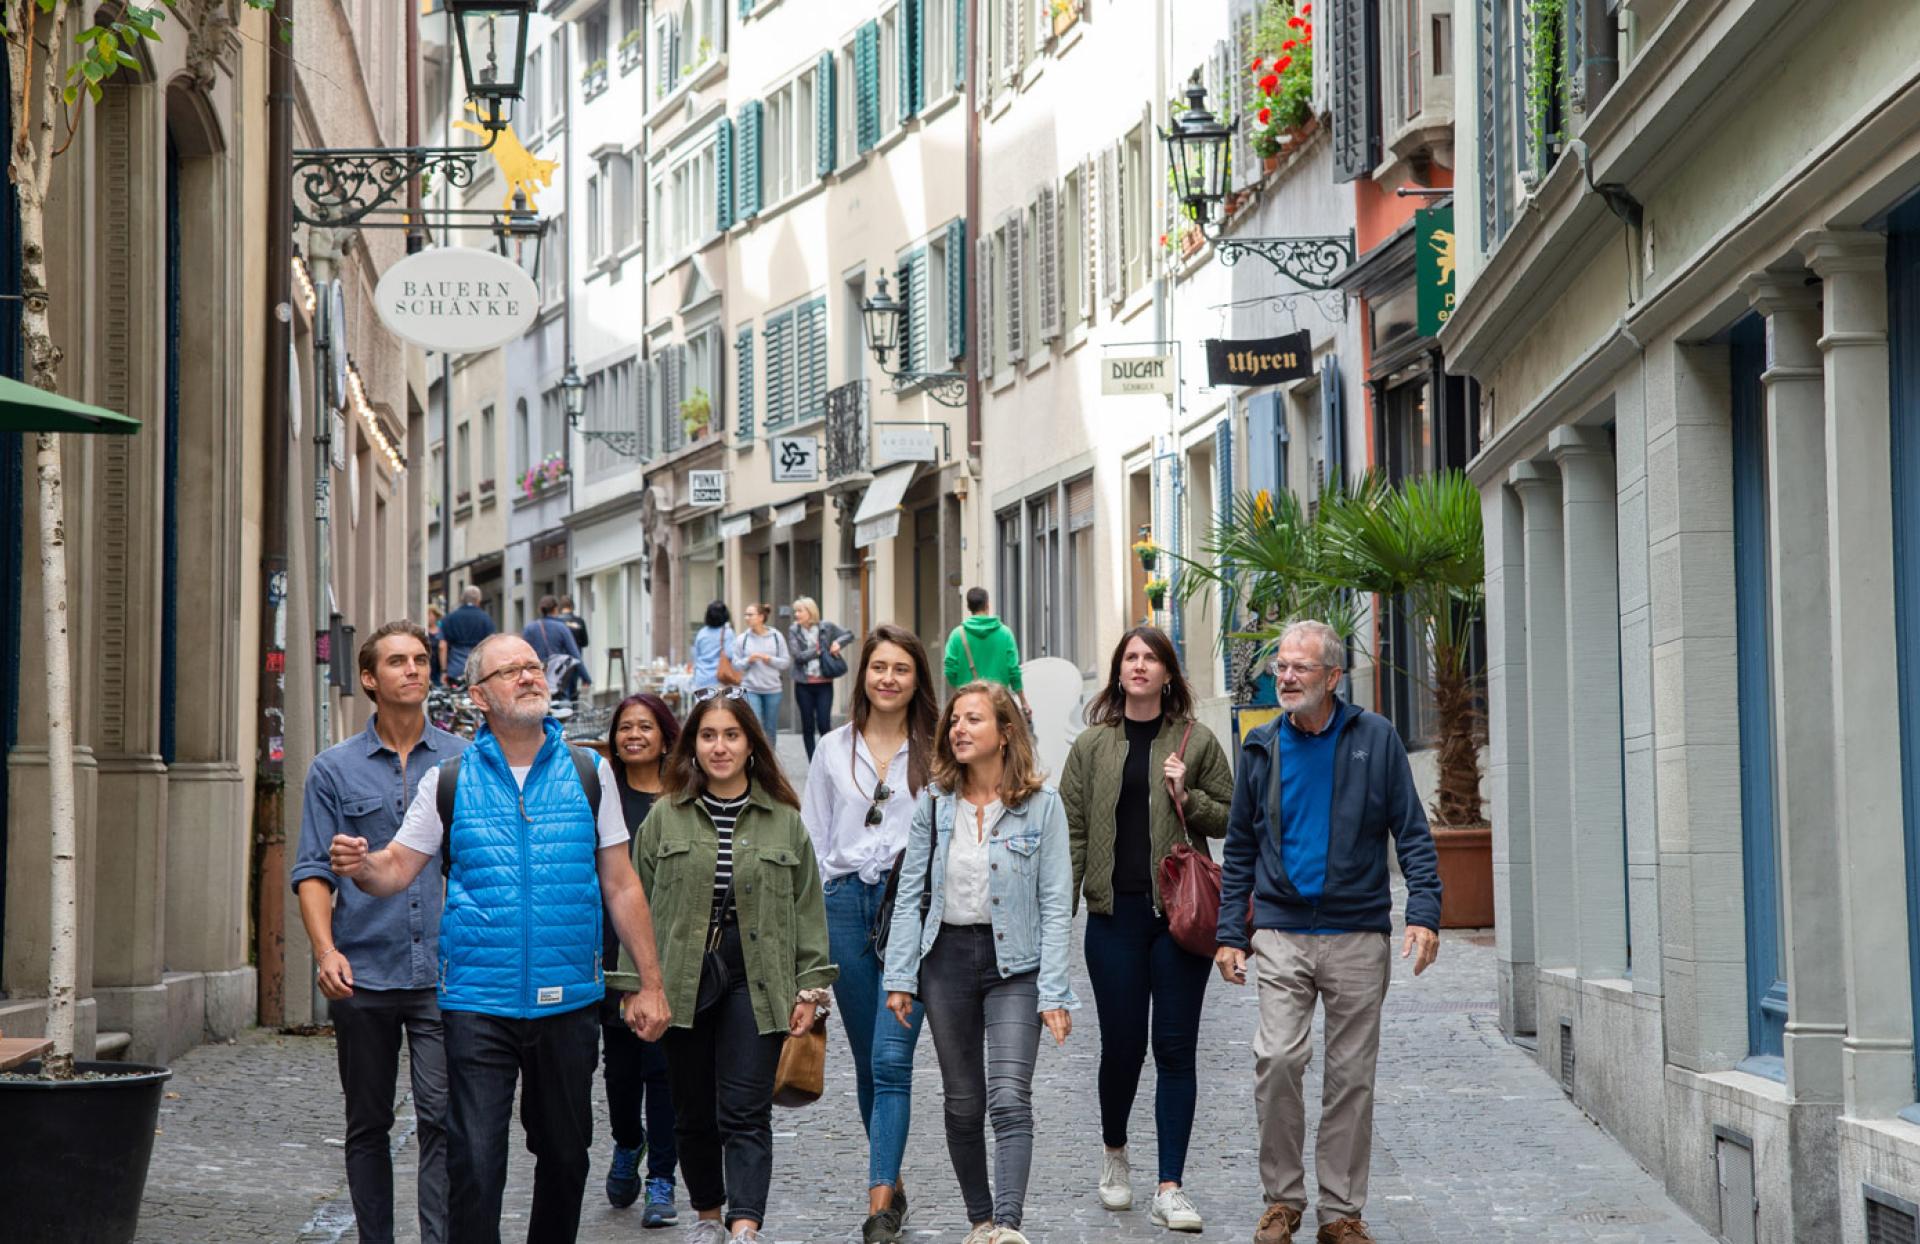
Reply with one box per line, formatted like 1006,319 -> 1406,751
452,102 -> 559,213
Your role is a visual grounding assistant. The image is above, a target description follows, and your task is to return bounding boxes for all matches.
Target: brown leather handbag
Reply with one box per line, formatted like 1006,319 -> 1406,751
773,1012 -> 828,1108
1156,722 -> 1226,957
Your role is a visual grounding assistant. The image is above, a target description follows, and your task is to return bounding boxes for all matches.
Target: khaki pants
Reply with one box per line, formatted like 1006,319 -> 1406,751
1250,929 -> 1391,1219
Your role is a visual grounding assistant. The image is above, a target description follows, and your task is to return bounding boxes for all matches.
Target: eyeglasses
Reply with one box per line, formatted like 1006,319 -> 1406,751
691,685 -> 748,705
1272,661 -> 1328,678
864,782 -> 893,827
476,661 -> 546,686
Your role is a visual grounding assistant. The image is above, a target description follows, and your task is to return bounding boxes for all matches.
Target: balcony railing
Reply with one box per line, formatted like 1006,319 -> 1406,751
825,378 -> 869,482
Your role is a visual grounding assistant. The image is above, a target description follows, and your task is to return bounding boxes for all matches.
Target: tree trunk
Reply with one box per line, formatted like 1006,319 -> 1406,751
1429,641 -> 1483,829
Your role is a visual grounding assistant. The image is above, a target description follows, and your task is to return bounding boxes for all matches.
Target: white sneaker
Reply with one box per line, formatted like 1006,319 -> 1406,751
1150,1186 -> 1205,1232
1099,1145 -> 1133,1210
685,1222 -> 728,1244
962,1226 -> 996,1244
991,1230 -> 1031,1244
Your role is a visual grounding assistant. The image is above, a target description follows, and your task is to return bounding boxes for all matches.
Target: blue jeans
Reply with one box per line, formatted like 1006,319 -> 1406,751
745,690 -> 781,743
823,874 -> 925,1190
1083,892 -> 1213,1184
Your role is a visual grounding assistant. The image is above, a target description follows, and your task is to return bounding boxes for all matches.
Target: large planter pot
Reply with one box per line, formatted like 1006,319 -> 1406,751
1432,825 -> 1494,928
0,1060 -> 172,1243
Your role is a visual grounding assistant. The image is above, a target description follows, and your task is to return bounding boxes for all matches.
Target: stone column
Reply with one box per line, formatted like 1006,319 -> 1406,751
1508,461 -> 1573,971
1801,230 -> 1914,1117
1742,272 -> 1846,1106
1552,426 -> 1628,979
1483,481 -> 1536,1035
1613,364 -> 1663,996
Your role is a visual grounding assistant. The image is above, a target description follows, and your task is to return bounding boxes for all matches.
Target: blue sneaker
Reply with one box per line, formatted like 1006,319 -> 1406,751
641,1176 -> 678,1228
605,1142 -> 644,1208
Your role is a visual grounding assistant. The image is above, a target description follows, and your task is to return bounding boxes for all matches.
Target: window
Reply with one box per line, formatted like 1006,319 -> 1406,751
479,404 -> 496,485
429,444 -> 444,523
600,150 -> 638,256
880,6 -> 899,133
587,170 -> 606,263
1065,475 -> 1094,668
455,421 -> 472,498
539,214 -> 566,308
547,33 -> 567,129
763,67 -> 817,205
996,508 -> 1023,654
1061,167 -> 1085,335
540,386 -> 565,465
686,325 -> 720,438
585,8 -> 609,68
582,357 -> 641,478
523,47 -> 544,135
925,0 -> 954,100
990,222 -> 1009,376
1122,124 -> 1149,298
654,15 -> 679,100
1508,0 -> 1533,182
1389,0 -> 1422,126
621,0 -> 642,41
514,399 -> 531,478
837,40 -> 859,169
1022,200 -> 1043,360
654,131 -> 720,263
1028,493 -> 1060,657
763,295 -> 827,428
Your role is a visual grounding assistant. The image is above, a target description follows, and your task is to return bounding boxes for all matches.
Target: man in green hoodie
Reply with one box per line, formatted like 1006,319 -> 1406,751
943,587 -> 1031,717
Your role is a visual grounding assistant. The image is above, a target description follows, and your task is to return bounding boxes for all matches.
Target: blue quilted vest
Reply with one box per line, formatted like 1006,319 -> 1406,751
437,720 -> 604,1018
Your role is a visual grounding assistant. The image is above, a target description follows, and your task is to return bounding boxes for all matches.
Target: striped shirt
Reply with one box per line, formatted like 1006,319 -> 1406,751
703,791 -> 750,926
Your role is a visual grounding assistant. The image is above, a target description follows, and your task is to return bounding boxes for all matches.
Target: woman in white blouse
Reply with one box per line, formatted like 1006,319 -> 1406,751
800,623 -> 938,1244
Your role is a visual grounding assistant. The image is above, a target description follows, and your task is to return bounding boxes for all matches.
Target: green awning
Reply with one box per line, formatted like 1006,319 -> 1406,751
0,374 -> 140,435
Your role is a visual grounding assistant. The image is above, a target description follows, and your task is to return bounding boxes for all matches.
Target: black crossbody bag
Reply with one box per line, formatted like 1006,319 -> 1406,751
870,791 -> 938,960
694,871 -> 737,1017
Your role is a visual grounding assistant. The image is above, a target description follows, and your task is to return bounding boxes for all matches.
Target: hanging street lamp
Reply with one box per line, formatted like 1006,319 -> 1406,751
860,270 -> 905,369
449,0 -> 534,127
860,268 -> 967,408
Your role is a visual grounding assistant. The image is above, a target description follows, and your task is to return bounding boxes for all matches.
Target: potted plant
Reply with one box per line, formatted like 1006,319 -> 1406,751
1144,577 -> 1170,610
680,387 -> 713,439
618,27 -> 645,73
582,57 -> 609,96
1133,528 -> 1158,572
1249,2 -> 1315,172
1050,0 -> 1080,37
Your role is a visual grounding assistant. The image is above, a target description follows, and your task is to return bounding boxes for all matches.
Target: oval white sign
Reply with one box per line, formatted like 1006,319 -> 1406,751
374,245 -> 539,354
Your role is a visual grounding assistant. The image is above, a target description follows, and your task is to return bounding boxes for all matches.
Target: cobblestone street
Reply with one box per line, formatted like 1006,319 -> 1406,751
137,739 -> 1714,1244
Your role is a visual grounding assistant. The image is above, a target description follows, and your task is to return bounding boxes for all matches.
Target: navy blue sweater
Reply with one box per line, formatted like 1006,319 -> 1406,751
1216,702 -> 1443,943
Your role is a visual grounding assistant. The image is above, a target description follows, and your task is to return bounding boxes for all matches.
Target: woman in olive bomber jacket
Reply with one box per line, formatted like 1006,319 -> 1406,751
1058,627 -> 1234,1233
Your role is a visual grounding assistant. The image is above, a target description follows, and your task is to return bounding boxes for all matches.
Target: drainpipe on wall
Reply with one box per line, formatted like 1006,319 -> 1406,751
253,0 -> 295,1030
964,0 -> 981,467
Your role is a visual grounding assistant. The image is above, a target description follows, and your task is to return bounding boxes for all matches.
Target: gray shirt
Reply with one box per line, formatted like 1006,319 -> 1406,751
733,627 -> 792,694
291,714 -> 468,991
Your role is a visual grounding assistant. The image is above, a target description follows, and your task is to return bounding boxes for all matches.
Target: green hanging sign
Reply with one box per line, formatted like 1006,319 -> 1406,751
1416,205 -> 1457,338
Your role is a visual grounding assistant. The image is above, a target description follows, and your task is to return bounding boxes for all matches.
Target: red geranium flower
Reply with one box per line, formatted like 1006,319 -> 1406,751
1259,73 -> 1280,93
1301,2 -> 1312,13
1305,23 -> 1313,36
1282,38 -> 1296,50
1158,234 -> 1168,247
1288,14 -> 1303,27
1275,55 -> 1292,73
1251,56 -> 1264,70
1257,107 -> 1272,125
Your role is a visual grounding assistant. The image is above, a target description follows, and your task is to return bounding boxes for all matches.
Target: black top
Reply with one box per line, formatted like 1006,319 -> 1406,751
561,612 -> 590,650
1112,714 -> 1163,895
603,771 -> 659,971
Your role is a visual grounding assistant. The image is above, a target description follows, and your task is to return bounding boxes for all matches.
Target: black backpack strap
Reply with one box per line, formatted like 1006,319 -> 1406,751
437,755 -> 463,877
567,744 -> 603,820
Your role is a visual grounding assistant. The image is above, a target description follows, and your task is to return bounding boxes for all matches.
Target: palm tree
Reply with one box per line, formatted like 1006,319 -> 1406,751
1174,485 -> 1351,664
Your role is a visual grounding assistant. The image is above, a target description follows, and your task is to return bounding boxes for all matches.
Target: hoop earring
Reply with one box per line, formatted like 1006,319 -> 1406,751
748,754 -> 757,771
1162,683 -> 1171,697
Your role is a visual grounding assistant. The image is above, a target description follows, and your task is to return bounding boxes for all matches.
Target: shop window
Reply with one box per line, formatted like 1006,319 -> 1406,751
996,508 -> 1023,657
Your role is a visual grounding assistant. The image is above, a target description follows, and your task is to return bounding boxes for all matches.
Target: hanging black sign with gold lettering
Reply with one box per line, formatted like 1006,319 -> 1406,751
1204,330 -> 1313,387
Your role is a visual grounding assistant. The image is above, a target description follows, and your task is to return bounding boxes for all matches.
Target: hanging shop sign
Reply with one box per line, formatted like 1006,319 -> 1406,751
770,435 -> 821,483
373,246 -> 539,354
1204,331 -> 1313,387
1101,353 -> 1174,396
1416,205 -> 1457,337
687,470 -> 727,508
874,425 -> 939,464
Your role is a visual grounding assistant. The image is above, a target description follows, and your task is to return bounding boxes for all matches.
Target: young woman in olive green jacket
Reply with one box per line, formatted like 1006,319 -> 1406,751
611,689 -> 836,1244
1059,626 -> 1234,1234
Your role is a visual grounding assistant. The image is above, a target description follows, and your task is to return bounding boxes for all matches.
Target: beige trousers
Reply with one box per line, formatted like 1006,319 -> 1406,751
1250,928 -> 1392,1218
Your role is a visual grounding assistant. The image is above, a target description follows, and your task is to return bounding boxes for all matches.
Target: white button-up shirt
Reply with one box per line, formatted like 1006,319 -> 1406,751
941,797 -> 1005,925
801,723 -> 917,884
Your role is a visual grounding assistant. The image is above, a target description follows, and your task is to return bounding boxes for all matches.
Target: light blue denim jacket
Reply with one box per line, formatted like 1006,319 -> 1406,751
880,785 -> 1080,1012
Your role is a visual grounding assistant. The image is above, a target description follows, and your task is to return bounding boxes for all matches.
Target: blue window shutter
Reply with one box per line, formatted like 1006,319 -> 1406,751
954,0 -> 967,88
1329,0 -> 1381,183
1247,393 -> 1279,498
946,217 -> 967,363
715,116 -> 735,231
856,21 -> 880,153
1215,417 -> 1236,688
816,51 -> 837,177
735,325 -> 755,442
1321,356 -> 1344,488
738,100 -> 764,219
900,0 -> 924,119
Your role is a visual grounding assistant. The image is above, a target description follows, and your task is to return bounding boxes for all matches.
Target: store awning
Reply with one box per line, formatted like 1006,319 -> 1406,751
773,500 -> 809,529
852,463 -> 918,548
717,511 -> 756,541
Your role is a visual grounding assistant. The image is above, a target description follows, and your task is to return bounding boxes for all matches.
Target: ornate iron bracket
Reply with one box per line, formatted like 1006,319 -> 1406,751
884,371 -> 969,408
292,132 -> 500,228
578,429 -> 643,458
1206,230 -> 1356,292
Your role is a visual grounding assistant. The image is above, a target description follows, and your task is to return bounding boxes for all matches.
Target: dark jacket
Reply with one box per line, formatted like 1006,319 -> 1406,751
1217,702 -> 1442,943
787,620 -> 853,680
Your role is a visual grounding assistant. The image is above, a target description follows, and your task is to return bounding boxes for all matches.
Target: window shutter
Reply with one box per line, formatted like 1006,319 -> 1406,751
907,250 -> 930,373
1066,475 -> 1094,530
1098,145 -> 1118,304
1247,392 -> 1279,496
1232,12 -> 1254,189
976,232 -> 995,379
955,0 -> 968,88
655,22 -> 670,96
856,21 -> 881,153
706,325 -> 727,436
1329,0 -> 1380,182
662,345 -> 684,452
1032,0 -> 1048,55
1079,156 -> 1096,321
736,101 -> 764,219
1000,0 -> 1018,86
1111,139 -> 1128,297
639,358 -> 656,458
735,325 -> 755,441
1320,355 -> 1343,489
797,298 -> 829,421
765,312 -> 789,426
816,51 -> 837,176
1036,183 -> 1059,342
715,115 -> 735,230
900,0 -> 924,120
946,217 -> 968,362
1005,218 -> 1025,363
739,0 -> 753,16
1478,0 -> 1502,251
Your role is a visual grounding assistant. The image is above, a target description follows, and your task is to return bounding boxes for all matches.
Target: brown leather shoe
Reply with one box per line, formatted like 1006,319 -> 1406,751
1315,1218 -> 1376,1243
1253,1203 -> 1304,1244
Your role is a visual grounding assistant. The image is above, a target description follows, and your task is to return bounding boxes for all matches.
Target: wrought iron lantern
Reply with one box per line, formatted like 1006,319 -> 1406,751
860,270 -> 905,368
450,0 -> 535,125
1163,82 -> 1231,226
492,189 -> 545,282
561,363 -> 587,424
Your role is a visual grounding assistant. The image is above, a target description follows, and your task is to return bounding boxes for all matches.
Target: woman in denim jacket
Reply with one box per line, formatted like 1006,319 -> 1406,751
882,681 -> 1078,1244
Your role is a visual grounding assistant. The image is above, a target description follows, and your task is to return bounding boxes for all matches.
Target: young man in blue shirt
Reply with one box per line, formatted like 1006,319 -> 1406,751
293,621 -> 467,1244
437,585 -> 495,686
1215,620 -> 1443,1244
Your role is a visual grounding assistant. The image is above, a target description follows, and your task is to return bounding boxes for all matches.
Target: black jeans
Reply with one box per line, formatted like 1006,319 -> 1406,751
660,925 -> 785,1227
918,923 -> 1043,1229
444,1005 -> 600,1244
1083,891 -> 1213,1184
600,1015 -> 677,1180
794,680 -> 834,758
329,987 -> 449,1244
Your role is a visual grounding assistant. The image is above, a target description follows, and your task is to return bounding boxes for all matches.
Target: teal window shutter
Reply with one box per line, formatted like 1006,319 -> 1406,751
797,297 -> 828,420
737,100 -> 764,219
735,325 -> 755,442
815,51 -> 836,177
954,0 -> 966,88
856,21 -> 880,153
946,217 -> 967,362
716,116 -> 735,231
904,250 -> 929,373
739,0 -> 754,17
766,309 -> 793,426
899,0 -> 923,120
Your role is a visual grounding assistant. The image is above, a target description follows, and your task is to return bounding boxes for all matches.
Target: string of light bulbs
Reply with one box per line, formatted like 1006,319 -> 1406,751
344,361 -> 407,475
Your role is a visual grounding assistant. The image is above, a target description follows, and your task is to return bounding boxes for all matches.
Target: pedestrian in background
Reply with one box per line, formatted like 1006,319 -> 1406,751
733,603 -> 791,743
526,594 -> 591,702
801,623 -> 937,1244
426,602 -> 445,687
883,682 -> 1076,1244
615,687 -> 837,1244
691,600 -> 738,691
600,693 -> 683,1227
942,588 -> 1031,724
787,596 -> 852,759
558,594 -> 590,653
1215,620 -> 1442,1244
293,621 -> 463,1244
437,585 -> 494,686
329,632 -> 673,1244
1061,626 -> 1235,1234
